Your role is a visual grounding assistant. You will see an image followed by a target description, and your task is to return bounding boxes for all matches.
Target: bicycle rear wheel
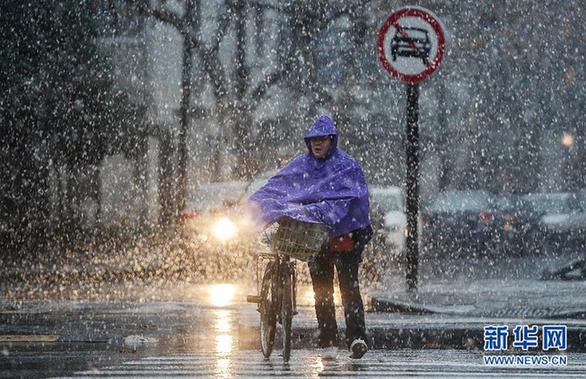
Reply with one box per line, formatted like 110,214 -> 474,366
280,263 -> 293,362
260,261 -> 277,358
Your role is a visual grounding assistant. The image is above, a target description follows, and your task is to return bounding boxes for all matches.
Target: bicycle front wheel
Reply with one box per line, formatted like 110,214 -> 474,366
280,263 -> 293,362
260,261 -> 277,358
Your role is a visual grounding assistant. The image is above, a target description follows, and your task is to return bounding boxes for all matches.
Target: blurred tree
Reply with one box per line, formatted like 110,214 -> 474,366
139,0 -> 583,201
140,1 -> 369,180
138,0 -> 194,218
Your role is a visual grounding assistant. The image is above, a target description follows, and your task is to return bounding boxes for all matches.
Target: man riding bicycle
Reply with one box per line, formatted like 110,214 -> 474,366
247,115 -> 372,359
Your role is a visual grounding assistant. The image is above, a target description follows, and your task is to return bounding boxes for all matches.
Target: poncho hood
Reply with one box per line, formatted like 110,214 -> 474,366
304,115 -> 338,159
248,116 -> 370,237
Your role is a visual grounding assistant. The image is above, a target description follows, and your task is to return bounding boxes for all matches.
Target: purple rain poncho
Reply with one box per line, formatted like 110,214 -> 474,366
248,115 -> 371,237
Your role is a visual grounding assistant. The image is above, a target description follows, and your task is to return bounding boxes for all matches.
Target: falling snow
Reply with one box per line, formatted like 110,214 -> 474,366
0,0 -> 585,325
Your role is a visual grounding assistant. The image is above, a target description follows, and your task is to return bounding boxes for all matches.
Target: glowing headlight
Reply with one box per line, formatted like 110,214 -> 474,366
213,217 -> 238,242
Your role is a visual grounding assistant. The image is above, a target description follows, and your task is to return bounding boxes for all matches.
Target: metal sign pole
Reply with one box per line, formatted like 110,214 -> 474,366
405,82 -> 420,294
377,6 -> 445,295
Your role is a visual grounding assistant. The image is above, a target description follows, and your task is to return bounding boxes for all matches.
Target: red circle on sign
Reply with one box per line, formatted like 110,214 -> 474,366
377,7 -> 445,83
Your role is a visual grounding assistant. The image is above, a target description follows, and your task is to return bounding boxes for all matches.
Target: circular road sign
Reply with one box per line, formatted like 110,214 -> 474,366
377,6 -> 446,83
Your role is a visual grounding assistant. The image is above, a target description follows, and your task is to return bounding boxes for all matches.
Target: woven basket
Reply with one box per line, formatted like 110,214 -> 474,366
270,218 -> 331,261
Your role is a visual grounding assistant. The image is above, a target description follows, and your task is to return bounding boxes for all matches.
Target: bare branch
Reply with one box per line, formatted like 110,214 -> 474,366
248,0 -> 283,13
137,2 -> 184,31
195,45 -> 228,101
207,0 -> 235,56
191,0 -> 236,100
329,0 -> 370,22
313,84 -> 334,106
250,71 -> 284,103
310,47 -> 334,106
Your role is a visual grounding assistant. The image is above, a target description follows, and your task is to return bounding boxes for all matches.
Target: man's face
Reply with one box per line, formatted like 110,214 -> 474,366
310,136 -> 332,159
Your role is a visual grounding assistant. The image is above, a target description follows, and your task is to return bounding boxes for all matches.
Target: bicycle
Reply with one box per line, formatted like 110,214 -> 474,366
246,217 -> 331,362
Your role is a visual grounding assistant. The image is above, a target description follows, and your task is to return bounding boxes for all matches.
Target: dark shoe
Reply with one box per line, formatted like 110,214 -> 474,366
350,338 -> 368,359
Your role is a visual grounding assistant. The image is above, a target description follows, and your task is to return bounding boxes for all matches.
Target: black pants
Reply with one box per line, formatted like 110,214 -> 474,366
308,227 -> 371,348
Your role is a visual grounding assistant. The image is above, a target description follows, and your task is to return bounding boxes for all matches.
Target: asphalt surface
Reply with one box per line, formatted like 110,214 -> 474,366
55,349 -> 586,378
2,284 -> 586,378
1,236 -> 586,376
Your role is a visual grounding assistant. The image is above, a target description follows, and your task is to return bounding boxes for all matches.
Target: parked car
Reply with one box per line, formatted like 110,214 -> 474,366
496,195 -> 542,255
572,191 -> 586,252
571,189 -> 586,235
360,185 -> 406,282
369,185 -> 406,253
522,192 -> 584,252
420,190 -> 500,255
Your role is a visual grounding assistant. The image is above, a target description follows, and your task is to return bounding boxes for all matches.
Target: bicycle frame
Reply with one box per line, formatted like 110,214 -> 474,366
248,249 -> 298,361
258,253 -> 297,318
247,218 -> 329,361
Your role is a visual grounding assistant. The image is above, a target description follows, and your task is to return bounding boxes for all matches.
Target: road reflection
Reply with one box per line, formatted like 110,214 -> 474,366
215,356 -> 231,378
214,308 -> 234,377
312,356 -> 325,376
214,310 -> 230,331
205,283 -> 348,377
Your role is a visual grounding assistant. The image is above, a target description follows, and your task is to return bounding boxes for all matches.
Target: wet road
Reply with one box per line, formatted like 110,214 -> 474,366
54,349 -> 586,378
2,282 -> 586,377
3,244 -> 586,377
1,282 -> 247,378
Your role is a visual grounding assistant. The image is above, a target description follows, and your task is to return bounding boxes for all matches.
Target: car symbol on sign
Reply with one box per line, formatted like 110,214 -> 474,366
391,27 -> 431,65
